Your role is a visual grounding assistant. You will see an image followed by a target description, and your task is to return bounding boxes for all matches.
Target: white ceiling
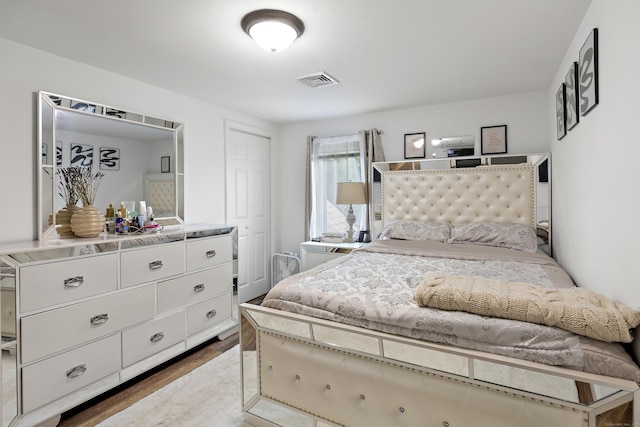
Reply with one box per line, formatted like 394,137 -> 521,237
0,0 -> 591,124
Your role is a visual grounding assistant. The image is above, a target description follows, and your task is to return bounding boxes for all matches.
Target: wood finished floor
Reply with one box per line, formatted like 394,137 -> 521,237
57,295 -> 264,427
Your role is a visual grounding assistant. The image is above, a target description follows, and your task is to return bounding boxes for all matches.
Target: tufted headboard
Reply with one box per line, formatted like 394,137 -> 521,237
381,164 -> 535,227
144,173 -> 176,217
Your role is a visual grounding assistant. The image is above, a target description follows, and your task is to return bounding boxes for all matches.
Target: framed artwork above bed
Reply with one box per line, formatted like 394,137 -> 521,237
404,132 -> 426,159
480,125 -> 507,154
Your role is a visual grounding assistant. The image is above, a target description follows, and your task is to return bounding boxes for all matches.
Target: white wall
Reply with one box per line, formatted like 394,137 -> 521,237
0,38 -> 277,243
549,0 -> 640,306
276,90 -> 550,252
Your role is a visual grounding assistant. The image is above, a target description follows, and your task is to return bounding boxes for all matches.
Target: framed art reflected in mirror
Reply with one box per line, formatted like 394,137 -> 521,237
161,156 -> 171,173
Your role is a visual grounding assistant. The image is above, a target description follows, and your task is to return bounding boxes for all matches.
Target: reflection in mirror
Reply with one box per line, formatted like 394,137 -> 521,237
248,399 -> 314,427
1,344 -> 17,427
472,359 -> 619,404
241,312 -> 258,406
38,91 -> 185,240
383,340 -> 468,377
313,325 -> 379,354
430,135 -> 475,158
248,312 -> 311,339
1,261 -> 17,427
371,154 -> 551,252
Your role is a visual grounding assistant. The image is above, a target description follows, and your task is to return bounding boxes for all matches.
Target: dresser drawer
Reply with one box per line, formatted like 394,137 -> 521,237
20,253 -> 118,313
186,292 -> 232,336
121,242 -> 185,288
157,264 -> 232,314
122,311 -> 185,367
186,235 -> 232,272
21,285 -> 155,364
22,333 -> 121,413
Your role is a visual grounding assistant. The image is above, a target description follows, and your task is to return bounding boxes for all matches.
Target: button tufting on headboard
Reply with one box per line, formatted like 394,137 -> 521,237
381,165 -> 535,226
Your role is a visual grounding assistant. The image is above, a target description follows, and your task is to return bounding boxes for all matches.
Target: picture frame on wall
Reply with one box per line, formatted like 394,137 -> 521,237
579,28 -> 599,116
99,147 -> 120,171
564,61 -> 579,130
556,83 -> 567,140
480,125 -> 507,154
70,144 -> 93,167
404,132 -> 426,159
161,156 -> 171,173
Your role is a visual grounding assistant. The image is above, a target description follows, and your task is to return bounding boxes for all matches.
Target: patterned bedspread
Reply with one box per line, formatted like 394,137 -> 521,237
263,240 -> 640,382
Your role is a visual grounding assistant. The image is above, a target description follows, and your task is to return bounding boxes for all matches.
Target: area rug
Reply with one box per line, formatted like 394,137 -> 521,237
97,345 -> 253,427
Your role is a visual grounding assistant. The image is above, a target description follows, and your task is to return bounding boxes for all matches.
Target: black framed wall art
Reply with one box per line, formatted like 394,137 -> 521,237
480,125 -> 507,154
579,28 -> 599,116
404,132 -> 426,159
556,83 -> 567,140
564,61 -> 579,130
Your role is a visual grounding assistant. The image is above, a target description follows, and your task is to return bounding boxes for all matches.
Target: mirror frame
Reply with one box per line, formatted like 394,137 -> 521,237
37,91 -> 185,240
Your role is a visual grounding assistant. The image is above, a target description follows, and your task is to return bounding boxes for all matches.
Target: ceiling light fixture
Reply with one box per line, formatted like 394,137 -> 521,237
241,9 -> 305,53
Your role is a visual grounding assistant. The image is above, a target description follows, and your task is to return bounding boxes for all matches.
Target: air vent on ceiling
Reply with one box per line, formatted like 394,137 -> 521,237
295,71 -> 340,88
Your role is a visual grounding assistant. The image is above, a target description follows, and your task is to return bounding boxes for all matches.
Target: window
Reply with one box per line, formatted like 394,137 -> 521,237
308,133 -> 366,239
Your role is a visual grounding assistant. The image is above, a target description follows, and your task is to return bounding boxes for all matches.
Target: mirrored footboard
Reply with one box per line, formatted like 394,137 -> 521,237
240,303 -> 638,427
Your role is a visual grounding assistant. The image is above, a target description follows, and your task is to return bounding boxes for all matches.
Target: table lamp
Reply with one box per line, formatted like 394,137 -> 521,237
336,182 -> 366,242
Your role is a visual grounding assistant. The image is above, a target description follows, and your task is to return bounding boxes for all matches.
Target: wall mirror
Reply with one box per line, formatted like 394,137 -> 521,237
371,153 -> 551,253
38,91 -> 185,240
429,135 -> 475,158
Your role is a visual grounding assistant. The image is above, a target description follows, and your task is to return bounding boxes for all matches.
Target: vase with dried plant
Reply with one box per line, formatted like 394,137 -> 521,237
70,168 -> 106,238
49,167 -> 82,236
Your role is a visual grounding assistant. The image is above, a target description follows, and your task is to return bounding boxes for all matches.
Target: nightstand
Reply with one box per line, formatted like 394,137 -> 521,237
300,241 -> 366,271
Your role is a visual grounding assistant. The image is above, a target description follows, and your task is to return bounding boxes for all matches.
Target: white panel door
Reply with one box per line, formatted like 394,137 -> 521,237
226,124 -> 271,303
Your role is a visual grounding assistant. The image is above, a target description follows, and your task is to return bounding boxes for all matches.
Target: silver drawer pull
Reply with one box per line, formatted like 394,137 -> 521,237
66,364 -> 87,378
206,250 -> 217,258
150,332 -> 165,343
206,309 -> 217,319
64,276 -> 85,287
194,283 -> 205,293
90,313 -> 109,325
149,260 -> 163,270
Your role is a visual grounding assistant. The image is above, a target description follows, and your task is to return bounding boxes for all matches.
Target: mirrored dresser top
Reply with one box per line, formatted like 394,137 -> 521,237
0,223 -> 235,265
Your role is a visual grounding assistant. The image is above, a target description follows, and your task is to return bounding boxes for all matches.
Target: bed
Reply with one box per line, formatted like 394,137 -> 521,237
239,156 -> 640,427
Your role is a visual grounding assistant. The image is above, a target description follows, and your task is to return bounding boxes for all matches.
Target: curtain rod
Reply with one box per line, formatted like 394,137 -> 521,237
312,128 -> 383,139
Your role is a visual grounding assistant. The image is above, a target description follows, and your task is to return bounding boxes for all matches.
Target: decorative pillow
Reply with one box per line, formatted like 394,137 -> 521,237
448,222 -> 538,253
379,220 -> 451,242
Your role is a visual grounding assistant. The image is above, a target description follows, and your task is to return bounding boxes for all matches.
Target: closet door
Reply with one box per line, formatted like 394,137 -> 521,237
225,122 -> 271,303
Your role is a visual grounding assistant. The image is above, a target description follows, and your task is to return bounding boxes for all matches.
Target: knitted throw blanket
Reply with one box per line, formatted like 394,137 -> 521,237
414,273 -> 640,343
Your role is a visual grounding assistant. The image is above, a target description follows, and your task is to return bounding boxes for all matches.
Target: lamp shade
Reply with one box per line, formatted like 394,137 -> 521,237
336,182 -> 366,205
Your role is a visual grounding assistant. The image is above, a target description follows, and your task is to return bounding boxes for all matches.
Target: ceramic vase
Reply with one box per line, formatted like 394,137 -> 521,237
48,204 -> 80,236
70,204 -> 105,238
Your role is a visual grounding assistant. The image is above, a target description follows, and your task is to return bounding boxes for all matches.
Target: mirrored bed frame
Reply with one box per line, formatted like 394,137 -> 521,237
239,154 -> 639,427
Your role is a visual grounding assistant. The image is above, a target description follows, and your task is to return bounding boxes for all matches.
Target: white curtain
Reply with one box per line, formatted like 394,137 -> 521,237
305,129 -> 384,241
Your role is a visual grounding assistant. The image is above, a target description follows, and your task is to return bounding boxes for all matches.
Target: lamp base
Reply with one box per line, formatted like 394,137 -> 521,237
343,204 -> 356,243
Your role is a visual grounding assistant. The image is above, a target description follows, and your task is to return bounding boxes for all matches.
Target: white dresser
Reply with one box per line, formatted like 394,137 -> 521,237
0,224 -> 236,427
